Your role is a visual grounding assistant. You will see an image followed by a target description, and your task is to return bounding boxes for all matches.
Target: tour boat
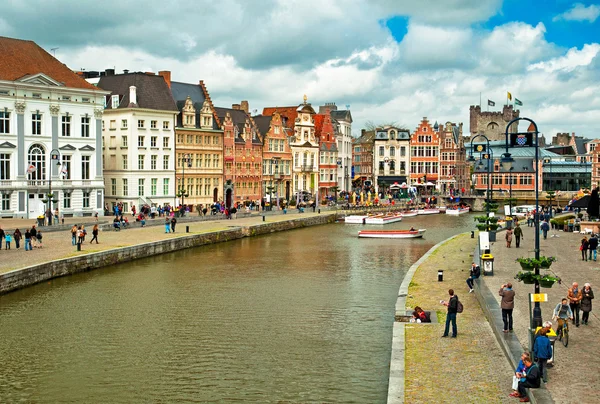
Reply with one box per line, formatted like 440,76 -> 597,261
417,209 -> 440,215
364,213 -> 403,224
438,206 -> 447,212
446,207 -> 470,215
344,215 -> 368,224
358,229 -> 426,239
400,211 -> 418,218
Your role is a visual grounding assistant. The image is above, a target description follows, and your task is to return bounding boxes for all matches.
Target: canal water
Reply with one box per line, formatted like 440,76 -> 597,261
0,214 -> 473,403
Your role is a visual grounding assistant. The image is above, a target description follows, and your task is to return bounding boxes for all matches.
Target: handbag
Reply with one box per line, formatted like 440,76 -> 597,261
580,245 -> 584,251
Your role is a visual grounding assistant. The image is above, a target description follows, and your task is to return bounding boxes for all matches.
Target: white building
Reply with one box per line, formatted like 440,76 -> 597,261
291,99 -> 319,199
373,126 -> 411,195
0,36 -> 108,219
97,72 -> 179,213
318,103 -> 353,192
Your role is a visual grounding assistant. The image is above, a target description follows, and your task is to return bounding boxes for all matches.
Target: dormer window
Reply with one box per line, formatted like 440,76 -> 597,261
183,96 -> 196,128
111,95 -> 119,109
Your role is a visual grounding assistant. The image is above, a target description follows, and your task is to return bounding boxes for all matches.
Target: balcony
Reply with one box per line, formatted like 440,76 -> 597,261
300,165 -> 313,172
0,180 -> 12,188
28,180 -> 47,187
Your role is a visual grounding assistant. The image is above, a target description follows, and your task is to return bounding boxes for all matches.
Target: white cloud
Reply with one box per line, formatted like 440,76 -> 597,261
553,3 -> 600,23
528,43 -> 600,72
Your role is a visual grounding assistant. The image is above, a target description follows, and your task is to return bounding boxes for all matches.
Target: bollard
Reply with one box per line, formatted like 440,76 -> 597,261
438,270 -> 443,282
471,231 -> 474,238
318,209 -> 321,214
186,225 -> 190,233
262,215 -> 265,222
77,243 -> 81,252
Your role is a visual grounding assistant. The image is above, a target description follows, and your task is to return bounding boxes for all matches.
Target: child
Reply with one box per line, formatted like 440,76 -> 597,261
36,231 -> 43,248
5,233 -> 12,249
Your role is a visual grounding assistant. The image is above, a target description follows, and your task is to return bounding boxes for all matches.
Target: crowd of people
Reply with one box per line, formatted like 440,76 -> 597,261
0,225 -> 43,251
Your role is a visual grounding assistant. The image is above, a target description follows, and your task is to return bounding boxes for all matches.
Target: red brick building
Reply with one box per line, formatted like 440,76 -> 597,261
410,118 -> 440,186
438,121 -> 468,194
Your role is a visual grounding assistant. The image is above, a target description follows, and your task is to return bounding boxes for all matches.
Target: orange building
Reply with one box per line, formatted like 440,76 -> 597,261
409,118 -> 440,186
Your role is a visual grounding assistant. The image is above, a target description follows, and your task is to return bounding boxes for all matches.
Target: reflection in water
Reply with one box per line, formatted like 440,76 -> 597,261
0,214 -> 473,403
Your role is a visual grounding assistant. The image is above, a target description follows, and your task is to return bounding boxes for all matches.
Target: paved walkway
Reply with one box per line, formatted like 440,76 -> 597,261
480,225 -> 600,404
0,212 -> 324,275
404,233 -> 514,403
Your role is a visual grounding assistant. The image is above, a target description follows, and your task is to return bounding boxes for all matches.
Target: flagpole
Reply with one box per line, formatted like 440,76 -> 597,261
479,92 -> 482,108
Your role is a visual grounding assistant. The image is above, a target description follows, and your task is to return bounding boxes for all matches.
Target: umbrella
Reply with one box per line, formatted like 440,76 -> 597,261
569,195 -> 590,208
426,181 -> 435,186
400,183 -> 409,189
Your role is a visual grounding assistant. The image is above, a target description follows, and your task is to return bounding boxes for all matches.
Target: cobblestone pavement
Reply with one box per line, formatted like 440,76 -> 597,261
0,212 -> 321,275
405,233 -> 514,403
481,225 -> 600,404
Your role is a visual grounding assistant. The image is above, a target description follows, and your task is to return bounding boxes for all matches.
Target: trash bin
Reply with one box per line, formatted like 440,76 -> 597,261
481,253 -> 494,276
438,270 -> 443,282
37,217 -> 45,227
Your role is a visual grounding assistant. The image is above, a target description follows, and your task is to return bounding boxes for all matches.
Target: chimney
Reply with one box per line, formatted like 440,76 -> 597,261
105,68 -> 115,76
240,100 -> 249,113
129,86 -> 137,105
361,129 -> 366,136
123,69 -> 129,74
232,104 -> 240,110
158,70 -> 171,88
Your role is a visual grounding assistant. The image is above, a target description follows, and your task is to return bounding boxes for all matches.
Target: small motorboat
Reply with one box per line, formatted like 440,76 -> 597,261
400,211 -> 418,218
358,229 -> 426,239
364,214 -> 403,224
344,215 -> 368,224
446,207 -> 470,215
417,209 -> 440,215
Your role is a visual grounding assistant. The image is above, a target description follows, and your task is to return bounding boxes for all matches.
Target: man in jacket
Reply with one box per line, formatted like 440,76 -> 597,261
589,234 -> 598,261
513,223 -> 523,248
517,356 -> 541,402
499,283 -> 515,332
540,220 -> 550,239
533,329 -> 552,383
568,282 -> 583,327
441,289 -> 459,338
466,262 -> 481,293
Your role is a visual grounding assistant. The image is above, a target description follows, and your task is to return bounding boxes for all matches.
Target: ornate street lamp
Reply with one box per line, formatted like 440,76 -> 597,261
177,153 -> 191,214
43,149 -> 62,224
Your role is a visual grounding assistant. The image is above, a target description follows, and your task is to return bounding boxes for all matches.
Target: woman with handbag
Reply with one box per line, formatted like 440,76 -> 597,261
581,283 -> 594,325
581,236 -> 589,261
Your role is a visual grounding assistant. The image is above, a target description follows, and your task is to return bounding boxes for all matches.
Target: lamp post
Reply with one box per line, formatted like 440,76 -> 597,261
509,166 -> 514,216
501,117 -> 543,338
177,153 -> 191,213
274,157 -> 281,210
468,134 -> 493,215
582,156 -> 588,189
45,149 -> 61,225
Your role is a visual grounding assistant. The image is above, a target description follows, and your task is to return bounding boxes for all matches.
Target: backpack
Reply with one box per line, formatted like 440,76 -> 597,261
457,299 -> 464,313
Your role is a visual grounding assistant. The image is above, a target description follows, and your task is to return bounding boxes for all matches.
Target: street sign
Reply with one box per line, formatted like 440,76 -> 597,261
510,132 -> 534,147
530,293 -> 548,303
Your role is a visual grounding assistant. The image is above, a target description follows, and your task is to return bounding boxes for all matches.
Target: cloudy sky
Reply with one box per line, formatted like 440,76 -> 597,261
2,0 -> 599,138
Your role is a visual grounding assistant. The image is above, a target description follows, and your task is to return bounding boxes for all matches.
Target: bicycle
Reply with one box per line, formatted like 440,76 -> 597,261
555,318 -> 569,347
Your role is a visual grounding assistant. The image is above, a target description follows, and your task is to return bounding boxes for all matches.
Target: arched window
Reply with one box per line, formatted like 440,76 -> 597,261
28,143 -> 45,180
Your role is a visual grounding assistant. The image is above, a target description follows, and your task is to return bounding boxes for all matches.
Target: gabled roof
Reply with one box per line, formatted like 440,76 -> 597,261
262,106 -> 298,128
574,137 -> 591,155
170,80 -> 220,130
214,107 -> 248,133
313,114 -> 324,139
0,36 -> 97,90
330,109 -> 352,123
97,73 -> 178,111
253,115 -> 272,137
355,130 -> 375,144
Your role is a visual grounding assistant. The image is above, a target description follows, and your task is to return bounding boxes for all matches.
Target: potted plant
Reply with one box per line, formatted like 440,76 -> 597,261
474,216 -> 488,223
515,271 -> 537,284
539,275 -> 561,288
476,223 -> 488,231
539,256 -> 557,269
488,217 -> 500,224
517,257 -> 537,271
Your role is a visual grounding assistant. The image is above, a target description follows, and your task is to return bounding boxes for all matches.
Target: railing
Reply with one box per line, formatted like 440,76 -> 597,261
28,180 -> 47,187
81,180 -> 91,186
300,165 -> 313,172
274,173 -> 283,180
0,180 -> 12,187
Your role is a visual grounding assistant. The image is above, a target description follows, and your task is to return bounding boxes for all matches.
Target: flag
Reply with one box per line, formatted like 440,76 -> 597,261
60,164 -> 68,178
488,99 -> 495,106
507,92 -> 512,101
26,164 -> 36,174
515,98 -> 523,106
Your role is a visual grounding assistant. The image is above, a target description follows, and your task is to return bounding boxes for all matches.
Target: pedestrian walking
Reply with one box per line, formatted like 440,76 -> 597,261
77,226 -> 85,245
568,282 -> 582,327
589,234 -> 598,261
533,329 -> 552,383
466,262 -> 480,293
90,224 -> 99,244
5,233 -> 12,249
441,289 -> 459,338
13,229 -> 22,249
581,283 -> 594,325
505,228 -> 513,248
30,225 -> 37,248
36,231 -> 43,248
170,217 -> 177,232
165,217 -> 171,233
499,282 -> 515,333
540,219 -> 550,239
24,229 -> 32,251
580,236 -> 589,261
514,223 -> 523,248
71,225 -> 78,245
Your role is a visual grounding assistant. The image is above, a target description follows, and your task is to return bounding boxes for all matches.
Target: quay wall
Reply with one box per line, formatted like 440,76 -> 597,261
0,214 -> 337,296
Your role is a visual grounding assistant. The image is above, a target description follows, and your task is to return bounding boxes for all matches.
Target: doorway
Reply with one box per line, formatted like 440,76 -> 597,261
213,187 -> 218,203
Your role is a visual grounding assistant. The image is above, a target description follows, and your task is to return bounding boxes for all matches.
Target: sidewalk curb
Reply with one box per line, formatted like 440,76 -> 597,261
387,233 -> 463,404
473,246 -> 555,404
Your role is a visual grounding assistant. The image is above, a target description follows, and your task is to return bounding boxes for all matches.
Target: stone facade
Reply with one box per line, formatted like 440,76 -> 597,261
439,122 -> 468,194
469,105 -> 519,141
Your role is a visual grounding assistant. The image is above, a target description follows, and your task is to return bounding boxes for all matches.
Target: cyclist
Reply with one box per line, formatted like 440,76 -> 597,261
553,298 -> 574,337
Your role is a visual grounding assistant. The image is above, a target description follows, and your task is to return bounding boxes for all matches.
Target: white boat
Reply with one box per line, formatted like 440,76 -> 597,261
358,229 -> 426,239
446,207 -> 470,215
400,211 -> 418,218
364,214 -> 403,224
438,206 -> 447,212
417,209 -> 440,215
344,215 -> 368,224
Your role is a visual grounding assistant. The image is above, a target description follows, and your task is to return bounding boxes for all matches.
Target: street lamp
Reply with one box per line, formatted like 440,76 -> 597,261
468,134 -> 493,215
44,149 -> 61,225
508,166 -> 514,216
177,153 -> 191,212
502,117 -> 543,339
582,156 -> 588,189
274,157 -> 281,210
